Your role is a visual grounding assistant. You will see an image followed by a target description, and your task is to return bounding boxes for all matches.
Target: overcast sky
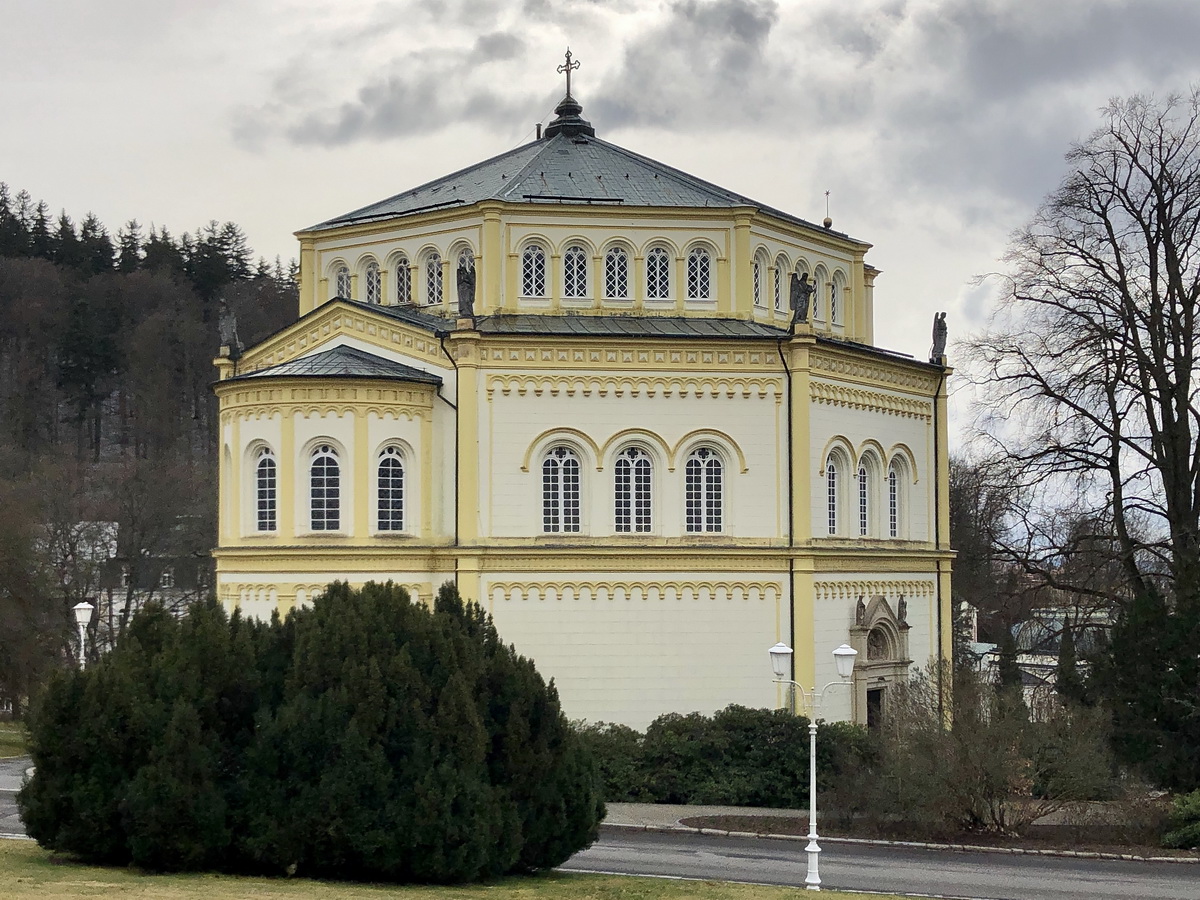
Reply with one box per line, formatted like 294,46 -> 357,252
4,0 -> 1200,443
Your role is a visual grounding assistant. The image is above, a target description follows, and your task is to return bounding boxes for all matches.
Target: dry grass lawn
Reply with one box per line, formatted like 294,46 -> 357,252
0,841 -> 906,900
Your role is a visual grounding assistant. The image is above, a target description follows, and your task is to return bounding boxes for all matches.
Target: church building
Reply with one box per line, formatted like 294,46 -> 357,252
213,64 -> 953,729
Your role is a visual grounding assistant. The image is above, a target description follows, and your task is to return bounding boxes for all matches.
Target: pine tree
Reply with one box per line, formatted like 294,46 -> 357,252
0,183 -> 29,257
78,213 -> 115,275
117,220 -> 143,272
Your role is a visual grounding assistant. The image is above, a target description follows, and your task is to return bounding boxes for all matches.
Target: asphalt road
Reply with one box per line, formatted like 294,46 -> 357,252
563,827 -> 1200,900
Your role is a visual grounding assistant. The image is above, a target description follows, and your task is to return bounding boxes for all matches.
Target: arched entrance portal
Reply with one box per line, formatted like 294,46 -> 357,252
850,595 -> 912,727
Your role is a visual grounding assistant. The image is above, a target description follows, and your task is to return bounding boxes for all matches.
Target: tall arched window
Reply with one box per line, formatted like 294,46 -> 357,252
310,445 -> 340,531
605,246 -> 629,299
774,256 -> 786,311
752,254 -> 764,307
563,245 -> 588,298
425,252 -> 442,306
542,446 -> 581,533
858,463 -> 870,536
685,447 -> 723,533
615,447 -> 652,533
522,244 -> 546,297
830,279 -> 842,325
646,247 -> 670,299
255,447 -> 277,532
377,446 -> 405,531
888,465 -> 900,538
334,265 -> 351,299
364,261 -> 381,304
687,246 -> 711,300
395,256 -> 412,304
458,247 -> 474,272
826,458 -> 839,535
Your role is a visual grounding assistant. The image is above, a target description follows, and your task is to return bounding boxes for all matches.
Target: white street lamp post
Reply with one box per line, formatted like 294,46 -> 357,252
72,601 -> 94,669
768,641 -> 858,891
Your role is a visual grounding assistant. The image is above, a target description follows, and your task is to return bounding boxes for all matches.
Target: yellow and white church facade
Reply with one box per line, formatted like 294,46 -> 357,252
213,86 -> 953,729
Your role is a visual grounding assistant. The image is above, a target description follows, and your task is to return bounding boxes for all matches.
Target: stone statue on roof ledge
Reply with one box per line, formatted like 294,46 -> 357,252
218,298 -> 242,360
790,272 -> 814,325
457,257 -> 476,319
930,311 -> 948,362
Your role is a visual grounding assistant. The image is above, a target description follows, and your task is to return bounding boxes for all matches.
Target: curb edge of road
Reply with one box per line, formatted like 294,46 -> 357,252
601,822 -> 1200,864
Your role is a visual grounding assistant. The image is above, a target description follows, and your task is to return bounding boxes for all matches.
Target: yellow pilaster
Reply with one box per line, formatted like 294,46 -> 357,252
863,267 -> 877,346
280,410 -> 296,539
732,210 -> 753,316
349,273 -> 358,302
298,239 -> 316,315
450,327 -> 482,543
789,334 -> 815,542
420,411 -> 433,539
354,411 -> 369,536
849,254 -> 865,342
633,253 -> 645,313
935,366 -> 954,669
481,204 -> 503,314
231,415 -> 242,539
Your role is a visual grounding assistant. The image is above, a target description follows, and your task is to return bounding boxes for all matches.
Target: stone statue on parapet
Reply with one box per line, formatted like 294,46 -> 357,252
218,297 -> 242,360
456,258 -> 476,319
790,272 -> 814,325
930,311 -> 948,362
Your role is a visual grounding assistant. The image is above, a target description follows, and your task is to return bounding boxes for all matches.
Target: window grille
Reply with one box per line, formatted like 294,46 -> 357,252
615,447 -> 652,533
774,256 -> 786,311
685,448 -> 723,532
335,265 -> 351,299
310,445 -> 340,531
365,261 -> 380,304
563,245 -> 587,298
255,448 -> 277,532
377,447 -> 405,531
687,247 -> 711,299
395,257 -> 411,303
425,253 -> 442,306
542,446 -> 581,533
889,468 -> 899,537
831,282 -> 841,324
646,247 -> 670,299
753,257 -> 763,307
859,464 -> 870,536
605,247 -> 629,299
827,460 -> 838,535
458,248 -> 474,272
522,244 -> 546,297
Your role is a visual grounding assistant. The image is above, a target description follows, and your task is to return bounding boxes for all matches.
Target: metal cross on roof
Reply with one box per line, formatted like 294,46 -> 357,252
557,47 -> 580,97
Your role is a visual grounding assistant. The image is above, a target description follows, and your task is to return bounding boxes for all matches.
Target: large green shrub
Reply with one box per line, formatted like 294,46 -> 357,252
19,582 -> 601,881
1162,790 -> 1200,849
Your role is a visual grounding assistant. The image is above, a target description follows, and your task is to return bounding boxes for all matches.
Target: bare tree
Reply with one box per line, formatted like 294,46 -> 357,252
968,92 -> 1200,788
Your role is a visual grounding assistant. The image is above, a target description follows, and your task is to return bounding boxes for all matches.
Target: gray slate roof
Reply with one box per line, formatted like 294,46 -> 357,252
232,344 -> 442,384
308,131 -> 845,239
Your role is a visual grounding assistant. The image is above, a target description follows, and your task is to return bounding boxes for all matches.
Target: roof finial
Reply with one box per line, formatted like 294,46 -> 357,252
557,47 -> 580,98
823,190 -> 833,229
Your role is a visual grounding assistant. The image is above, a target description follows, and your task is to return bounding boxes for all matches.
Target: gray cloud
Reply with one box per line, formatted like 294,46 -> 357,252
474,31 -> 525,61
590,0 -> 781,129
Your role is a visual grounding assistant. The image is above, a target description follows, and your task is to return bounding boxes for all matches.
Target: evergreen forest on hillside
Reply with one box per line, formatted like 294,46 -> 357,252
0,182 -> 297,711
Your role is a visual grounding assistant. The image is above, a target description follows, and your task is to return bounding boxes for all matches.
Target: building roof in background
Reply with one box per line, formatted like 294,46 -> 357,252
231,344 -> 443,384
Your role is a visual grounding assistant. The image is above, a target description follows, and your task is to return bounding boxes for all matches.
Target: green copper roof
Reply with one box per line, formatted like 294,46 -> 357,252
232,344 -> 442,384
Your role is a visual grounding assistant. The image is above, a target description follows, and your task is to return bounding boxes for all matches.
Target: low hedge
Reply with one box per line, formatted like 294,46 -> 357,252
576,705 -> 875,808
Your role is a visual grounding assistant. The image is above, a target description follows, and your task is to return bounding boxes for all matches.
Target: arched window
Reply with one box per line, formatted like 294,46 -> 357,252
395,256 -> 412,304
364,261 -> 380,304
685,447 -> 723,533
334,264 -> 351,299
615,447 -> 652,533
858,463 -> 870,536
826,458 -> 839,535
888,465 -> 900,538
377,446 -> 405,531
563,245 -> 588,298
831,279 -> 842,325
687,246 -> 711,300
255,447 -> 277,532
458,247 -> 474,272
522,244 -> 546,297
310,445 -> 340,531
542,446 -> 581,533
646,247 -> 670,300
774,256 -> 786,311
752,254 -> 764,307
425,252 -> 442,306
605,246 -> 629,299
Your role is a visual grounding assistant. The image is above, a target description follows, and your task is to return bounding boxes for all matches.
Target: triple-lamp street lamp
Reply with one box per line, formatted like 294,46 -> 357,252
72,601 -> 94,669
768,640 -> 858,892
